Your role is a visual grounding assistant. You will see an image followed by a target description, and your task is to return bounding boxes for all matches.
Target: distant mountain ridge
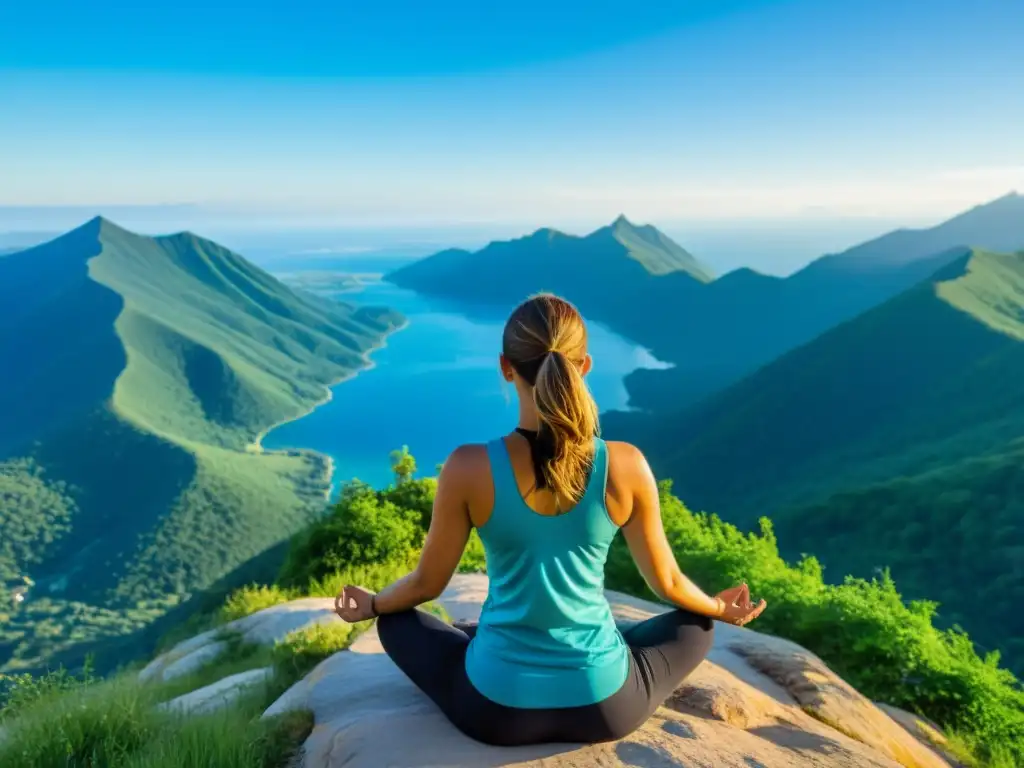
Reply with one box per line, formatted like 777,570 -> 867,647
388,214 -> 714,298
805,191 -> 1024,271
616,246 -> 1024,672
0,218 -> 403,673
390,193 -> 1024,412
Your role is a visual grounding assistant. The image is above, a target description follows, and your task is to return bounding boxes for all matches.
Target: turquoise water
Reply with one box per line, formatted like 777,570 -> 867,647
263,280 -> 669,491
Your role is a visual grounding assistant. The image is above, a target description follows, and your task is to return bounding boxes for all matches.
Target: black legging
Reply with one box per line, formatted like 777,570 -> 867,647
377,607 -> 714,747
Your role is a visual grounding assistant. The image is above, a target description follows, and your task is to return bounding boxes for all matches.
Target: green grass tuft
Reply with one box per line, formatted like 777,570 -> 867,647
271,623 -> 357,680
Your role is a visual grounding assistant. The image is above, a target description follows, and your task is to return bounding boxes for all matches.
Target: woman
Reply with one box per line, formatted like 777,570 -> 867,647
335,293 -> 766,747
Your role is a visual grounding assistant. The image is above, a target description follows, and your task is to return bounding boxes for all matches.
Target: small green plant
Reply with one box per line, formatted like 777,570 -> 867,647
0,656 -> 96,721
389,445 -> 417,485
219,584 -> 298,624
272,623 -> 357,680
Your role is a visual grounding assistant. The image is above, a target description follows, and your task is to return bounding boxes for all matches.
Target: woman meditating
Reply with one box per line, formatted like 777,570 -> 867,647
334,293 -> 766,747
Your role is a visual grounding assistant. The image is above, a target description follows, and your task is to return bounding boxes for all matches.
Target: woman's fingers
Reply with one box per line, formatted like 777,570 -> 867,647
749,598 -> 767,620
737,599 -> 767,626
335,586 -> 361,622
736,583 -> 751,608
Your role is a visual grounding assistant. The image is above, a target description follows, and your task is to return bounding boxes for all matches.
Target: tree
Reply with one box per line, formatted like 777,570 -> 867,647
390,445 -> 417,485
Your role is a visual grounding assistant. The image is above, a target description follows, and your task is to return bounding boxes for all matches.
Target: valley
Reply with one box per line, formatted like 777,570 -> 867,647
0,219 -> 403,673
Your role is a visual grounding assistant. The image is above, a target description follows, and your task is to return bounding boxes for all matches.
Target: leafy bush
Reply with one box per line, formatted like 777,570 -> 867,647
277,480 -> 426,589
606,480 -> 1024,767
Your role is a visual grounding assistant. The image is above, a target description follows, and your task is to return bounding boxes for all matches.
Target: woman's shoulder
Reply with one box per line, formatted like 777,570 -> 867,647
604,439 -> 656,488
441,443 -> 491,478
603,439 -> 647,468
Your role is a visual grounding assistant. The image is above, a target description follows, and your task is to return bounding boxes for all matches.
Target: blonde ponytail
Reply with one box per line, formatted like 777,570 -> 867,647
534,349 -> 600,508
502,293 -> 600,510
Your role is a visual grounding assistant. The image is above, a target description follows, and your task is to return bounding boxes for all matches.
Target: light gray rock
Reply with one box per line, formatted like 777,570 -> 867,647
140,597 -> 337,684
160,640 -> 228,683
231,597 -> 338,646
263,574 -> 950,768
159,667 -> 274,716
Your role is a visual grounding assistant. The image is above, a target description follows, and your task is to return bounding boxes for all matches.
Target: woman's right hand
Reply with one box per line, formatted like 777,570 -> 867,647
713,583 -> 766,626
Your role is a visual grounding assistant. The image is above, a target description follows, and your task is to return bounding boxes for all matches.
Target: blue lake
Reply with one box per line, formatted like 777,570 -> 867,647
263,279 -> 669,491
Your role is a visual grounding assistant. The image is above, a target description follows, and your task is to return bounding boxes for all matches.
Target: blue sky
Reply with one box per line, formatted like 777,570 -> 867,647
0,0 -> 1022,270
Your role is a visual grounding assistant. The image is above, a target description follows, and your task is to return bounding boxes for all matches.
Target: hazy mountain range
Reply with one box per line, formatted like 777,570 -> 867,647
390,192 -> 1024,410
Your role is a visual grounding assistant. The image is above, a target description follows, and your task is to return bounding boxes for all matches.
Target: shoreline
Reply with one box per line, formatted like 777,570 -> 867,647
247,317 -> 412,497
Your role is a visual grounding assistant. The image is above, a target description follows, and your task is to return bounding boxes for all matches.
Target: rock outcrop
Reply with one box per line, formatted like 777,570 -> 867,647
140,597 -> 338,683
139,596 -> 339,716
159,667 -> 275,715
265,574 -> 951,768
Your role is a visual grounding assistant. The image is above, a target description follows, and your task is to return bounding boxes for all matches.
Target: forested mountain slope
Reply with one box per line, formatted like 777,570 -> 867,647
0,218 -> 403,672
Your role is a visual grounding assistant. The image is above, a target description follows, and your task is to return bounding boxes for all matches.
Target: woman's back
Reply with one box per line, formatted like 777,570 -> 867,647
465,434 -> 629,709
335,293 -> 764,748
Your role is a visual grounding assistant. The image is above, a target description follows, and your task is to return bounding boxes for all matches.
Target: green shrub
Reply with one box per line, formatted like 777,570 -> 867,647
278,480 -> 425,589
606,480 -> 1024,767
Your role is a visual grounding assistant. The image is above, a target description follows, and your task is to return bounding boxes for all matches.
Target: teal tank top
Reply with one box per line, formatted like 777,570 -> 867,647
463,436 -> 630,709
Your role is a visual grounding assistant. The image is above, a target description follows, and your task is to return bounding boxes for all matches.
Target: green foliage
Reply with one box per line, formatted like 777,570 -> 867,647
774,448 -> 1024,678
0,657 -> 96,721
390,445 -> 417,485
278,477 -> 433,589
271,623 -> 357,680
0,459 -> 76,596
457,529 -> 487,573
218,584 -> 299,624
605,481 -> 1024,767
0,669 -> 311,768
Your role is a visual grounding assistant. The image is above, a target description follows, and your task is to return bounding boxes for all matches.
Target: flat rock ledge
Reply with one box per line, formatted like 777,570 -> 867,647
139,597 -> 338,684
262,574 -> 951,768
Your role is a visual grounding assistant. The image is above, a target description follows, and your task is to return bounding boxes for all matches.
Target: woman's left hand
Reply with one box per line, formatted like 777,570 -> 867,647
334,585 -> 377,623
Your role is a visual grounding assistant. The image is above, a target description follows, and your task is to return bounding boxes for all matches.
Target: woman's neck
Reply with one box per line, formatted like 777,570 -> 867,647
516,401 -> 541,432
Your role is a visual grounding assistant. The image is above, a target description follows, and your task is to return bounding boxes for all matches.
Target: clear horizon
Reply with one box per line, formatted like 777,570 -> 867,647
2,0 -> 1022,274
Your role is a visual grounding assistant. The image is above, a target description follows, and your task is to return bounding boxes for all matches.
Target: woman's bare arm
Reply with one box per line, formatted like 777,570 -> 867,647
618,444 -> 725,618
372,446 -> 475,615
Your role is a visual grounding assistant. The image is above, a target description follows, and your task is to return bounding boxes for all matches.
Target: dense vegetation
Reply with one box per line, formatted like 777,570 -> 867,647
605,249 -> 1024,676
389,193 -> 1024,412
0,218 -> 403,675
773,445 -> 1024,678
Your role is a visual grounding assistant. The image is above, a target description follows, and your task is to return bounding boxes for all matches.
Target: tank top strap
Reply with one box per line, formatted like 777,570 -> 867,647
486,437 -> 518,506
582,437 -> 609,505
